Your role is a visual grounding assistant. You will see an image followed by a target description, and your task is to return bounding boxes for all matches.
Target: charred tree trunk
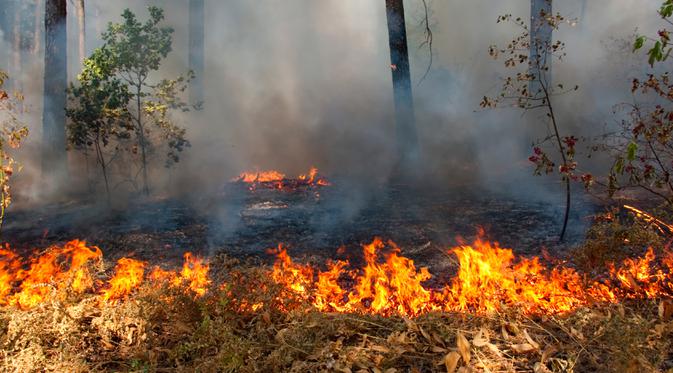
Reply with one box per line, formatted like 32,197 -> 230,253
189,0 -> 205,105
385,0 -> 419,168
42,0 -> 68,191
75,0 -> 85,66
529,0 -> 553,95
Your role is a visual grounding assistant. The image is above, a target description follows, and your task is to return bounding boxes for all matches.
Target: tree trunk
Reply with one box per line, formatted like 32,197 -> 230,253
580,0 -> 587,29
188,0 -> 205,105
42,0 -> 68,192
11,2 -> 20,78
0,0 -> 16,83
75,0 -> 85,67
34,0 -> 42,55
385,0 -> 419,168
529,0 -> 553,95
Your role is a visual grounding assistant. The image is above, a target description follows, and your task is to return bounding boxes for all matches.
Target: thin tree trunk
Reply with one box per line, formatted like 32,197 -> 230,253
579,0 -> 587,30
529,0 -> 553,95
385,0 -> 419,168
188,0 -> 204,105
0,0 -> 16,85
42,0 -> 68,192
76,0 -> 85,66
12,2 -> 20,80
34,0 -> 42,55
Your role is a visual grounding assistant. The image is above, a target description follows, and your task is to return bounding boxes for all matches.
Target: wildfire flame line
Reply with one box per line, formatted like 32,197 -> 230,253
271,237 -> 673,317
0,242 -> 209,309
0,235 -> 671,318
233,167 -> 331,190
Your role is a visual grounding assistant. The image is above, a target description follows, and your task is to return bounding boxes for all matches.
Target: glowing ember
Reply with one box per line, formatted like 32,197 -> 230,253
234,167 -> 330,190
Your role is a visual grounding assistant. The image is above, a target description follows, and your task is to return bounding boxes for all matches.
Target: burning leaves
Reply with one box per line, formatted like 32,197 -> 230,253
233,167 -> 331,191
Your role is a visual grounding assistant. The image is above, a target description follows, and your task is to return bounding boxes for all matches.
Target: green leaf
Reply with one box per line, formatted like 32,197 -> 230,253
634,35 -> 645,52
626,142 -> 638,161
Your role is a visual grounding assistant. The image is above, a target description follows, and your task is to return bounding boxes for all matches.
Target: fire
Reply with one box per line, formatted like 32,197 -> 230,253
7,240 -> 102,309
271,237 -> 673,317
234,167 -> 330,190
0,234 -> 671,318
100,258 -> 146,302
0,240 -> 210,309
235,170 -> 286,183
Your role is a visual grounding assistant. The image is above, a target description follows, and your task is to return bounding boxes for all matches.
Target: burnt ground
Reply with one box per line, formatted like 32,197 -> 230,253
1,181 -> 602,274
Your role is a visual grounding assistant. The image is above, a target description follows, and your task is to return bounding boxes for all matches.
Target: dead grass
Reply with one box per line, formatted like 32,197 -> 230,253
0,268 -> 671,372
1,217 -> 672,372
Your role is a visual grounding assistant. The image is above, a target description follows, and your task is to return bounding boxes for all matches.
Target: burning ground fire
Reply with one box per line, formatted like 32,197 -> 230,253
0,240 -> 210,310
0,235 -> 671,317
233,167 -> 331,190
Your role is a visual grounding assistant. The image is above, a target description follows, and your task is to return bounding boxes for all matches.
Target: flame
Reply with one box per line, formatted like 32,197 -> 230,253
0,235 -> 670,317
100,258 -> 146,303
235,170 -> 286,183
8,240 -> 102,309
0,240 -> 209,309
234,167 -> 330,189
271,237 -> 673,317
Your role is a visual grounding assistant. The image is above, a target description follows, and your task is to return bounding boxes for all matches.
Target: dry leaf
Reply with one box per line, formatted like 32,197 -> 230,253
444,351 -> 461,373
540,345 -> 558,363
456,331 -> 471,364
659,300 -> 673,321
472,328 -> 489,347
486,343 -> 503,357
523,329 -> 540,350
511,343 -> 538,354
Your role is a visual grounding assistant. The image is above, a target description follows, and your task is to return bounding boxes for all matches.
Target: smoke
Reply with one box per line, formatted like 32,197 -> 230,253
2,0 -> 667,213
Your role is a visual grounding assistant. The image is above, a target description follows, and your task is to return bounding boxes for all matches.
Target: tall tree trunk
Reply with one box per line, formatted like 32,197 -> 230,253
580,0 -> 587,29
11,1 -> 21,94
385,0 -> 419,168
34,0 -> 42,55
42,0 -> 68,192
0,0 -> 16,84
75,0 -> 85,67
529,0 -> 553,95
188,0 -> 205,105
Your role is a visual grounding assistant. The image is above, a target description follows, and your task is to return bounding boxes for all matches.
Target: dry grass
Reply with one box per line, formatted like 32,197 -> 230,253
1,216 -> 672,372
0,267 -> 671,372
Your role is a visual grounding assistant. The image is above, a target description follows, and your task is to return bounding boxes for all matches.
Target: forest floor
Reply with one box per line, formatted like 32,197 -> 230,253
1,181 -> 672,372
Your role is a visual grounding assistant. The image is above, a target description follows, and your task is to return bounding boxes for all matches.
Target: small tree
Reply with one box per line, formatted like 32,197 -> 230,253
0,70 -> 29,230
67,7 -> 192,198
480,10 -> 580,242
600,0 -> 673,206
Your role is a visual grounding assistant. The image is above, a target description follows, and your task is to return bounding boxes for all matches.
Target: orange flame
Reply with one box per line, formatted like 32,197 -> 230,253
100,258 -> 146,303
235,167 -> 330,189
235,170 -> 286,183
8,240 -> 102,309
271,237 -> 673,317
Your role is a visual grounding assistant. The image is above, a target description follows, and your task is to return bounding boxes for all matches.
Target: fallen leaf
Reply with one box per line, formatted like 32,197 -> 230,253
659,300 -> 673,321
511,343 -> 538,354
472,328 -> 489,347
523,329 -> 540,350
456,331 -> 471,364
444,351 -> 461,373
